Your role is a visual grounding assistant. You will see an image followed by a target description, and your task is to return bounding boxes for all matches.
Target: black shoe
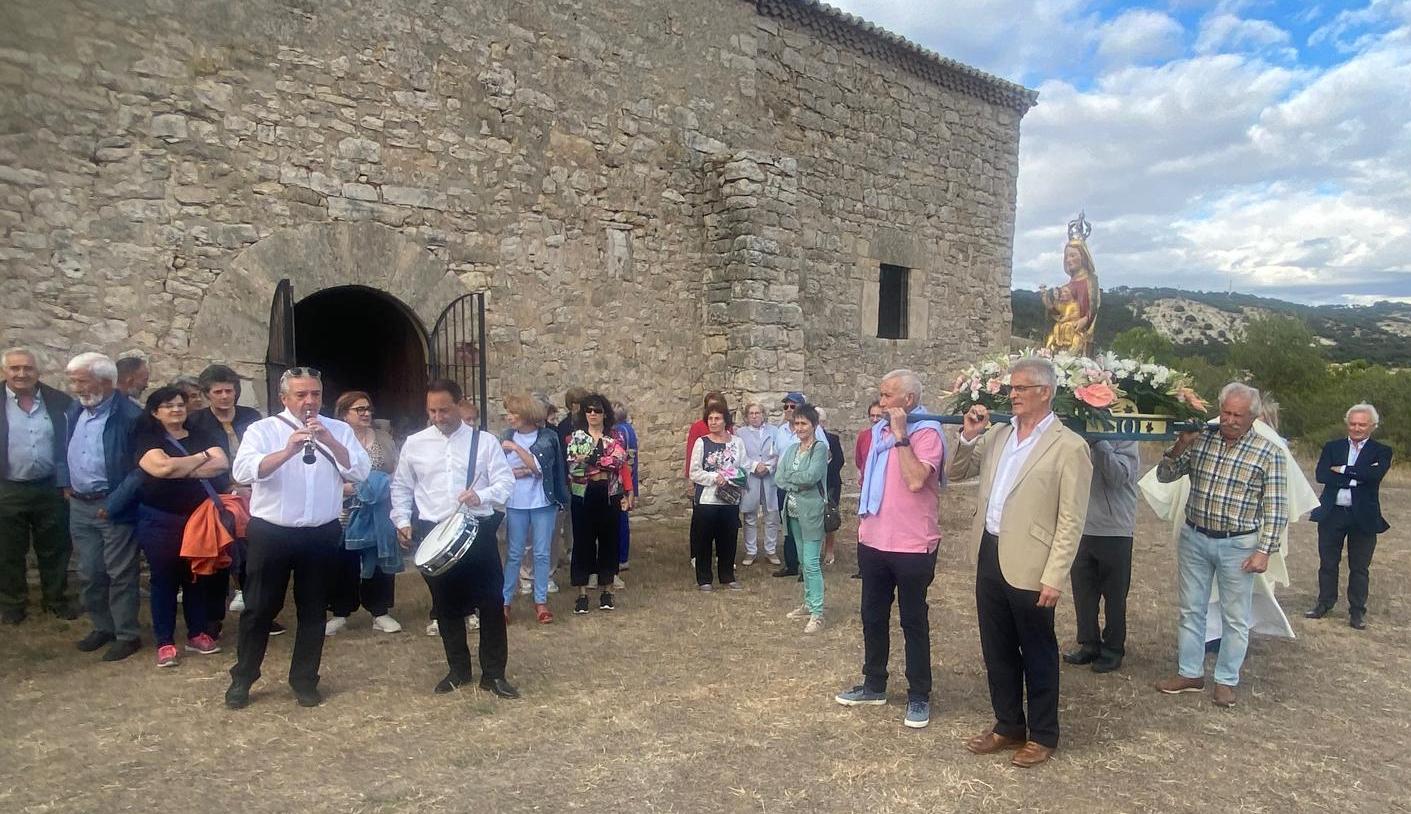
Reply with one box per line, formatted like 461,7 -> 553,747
1350,614 -> 1367,630
225,681 -> 252,710
77,630 -> 116,652
269,620 -> 287,636
850,572 -> 862,580
1,608 -> 25,625
479,677 -> 521,699
434,672 -> 472,694
1063,646 -> 1099,665
207,620 -> 224,640
1304,603 -> 1333,619
574,596 -> 589,615
1091,656 -> 1123,673
102,638 -> 141,662
45,603 -> 80,621
772,567 -> 799,578
599,591 -> 615,611
293,686 -> 323,707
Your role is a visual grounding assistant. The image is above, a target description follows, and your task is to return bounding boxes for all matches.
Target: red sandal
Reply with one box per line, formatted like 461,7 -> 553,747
535,603 -> 554,624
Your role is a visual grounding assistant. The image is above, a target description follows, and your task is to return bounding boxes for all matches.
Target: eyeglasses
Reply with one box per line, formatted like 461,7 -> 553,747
286,366 -> 322,379
351,406 -> 373,414
1009,384 -> 1047,393
782,402 -> 798,408
583,406 -> 604,414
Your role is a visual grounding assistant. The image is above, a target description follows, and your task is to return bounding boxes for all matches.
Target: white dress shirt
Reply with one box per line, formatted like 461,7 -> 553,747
1336,438 -> 1364,507
391,423 -> 514,527
984,411 -> 1057,535
231,409 -> 371,527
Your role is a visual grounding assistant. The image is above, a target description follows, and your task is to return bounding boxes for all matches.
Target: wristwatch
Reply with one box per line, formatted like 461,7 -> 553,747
894,437 -> 911,447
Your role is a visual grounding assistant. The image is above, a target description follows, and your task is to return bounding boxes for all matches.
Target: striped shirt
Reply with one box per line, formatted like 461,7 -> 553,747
1157,428 -> 1288,554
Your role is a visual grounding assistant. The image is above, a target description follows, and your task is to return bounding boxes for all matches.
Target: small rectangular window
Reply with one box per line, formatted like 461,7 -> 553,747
877,264 -> 909,339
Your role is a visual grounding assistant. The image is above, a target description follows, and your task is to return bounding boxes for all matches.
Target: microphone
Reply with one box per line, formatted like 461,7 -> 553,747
302,409 -> 317,464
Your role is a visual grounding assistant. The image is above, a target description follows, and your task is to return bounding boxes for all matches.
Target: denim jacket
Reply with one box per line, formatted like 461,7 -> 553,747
500,426 -> 570,508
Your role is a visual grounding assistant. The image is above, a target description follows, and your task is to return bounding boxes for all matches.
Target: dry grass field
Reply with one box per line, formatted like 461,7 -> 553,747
4,456 -> 1410,813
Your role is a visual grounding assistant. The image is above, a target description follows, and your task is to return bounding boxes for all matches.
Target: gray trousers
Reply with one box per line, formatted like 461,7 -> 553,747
69,497 -> 141,641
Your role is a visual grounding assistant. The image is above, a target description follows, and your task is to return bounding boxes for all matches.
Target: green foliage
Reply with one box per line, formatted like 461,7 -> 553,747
1112,327 -> 1178,365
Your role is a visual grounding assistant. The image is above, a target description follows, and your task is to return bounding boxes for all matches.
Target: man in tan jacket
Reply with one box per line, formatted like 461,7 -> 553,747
949,357 -> 1092,768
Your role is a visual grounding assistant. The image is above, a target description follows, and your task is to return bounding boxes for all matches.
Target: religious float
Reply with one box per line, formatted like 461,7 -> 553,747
918,213 -> 1210,441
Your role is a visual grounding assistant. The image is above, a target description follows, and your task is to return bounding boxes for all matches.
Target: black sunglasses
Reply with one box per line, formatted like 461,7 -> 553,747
583,406 -> 604,414
286,366 -> 322,379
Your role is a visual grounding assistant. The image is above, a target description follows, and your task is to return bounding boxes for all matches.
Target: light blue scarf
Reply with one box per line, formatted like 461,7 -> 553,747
859,406 -> 946,518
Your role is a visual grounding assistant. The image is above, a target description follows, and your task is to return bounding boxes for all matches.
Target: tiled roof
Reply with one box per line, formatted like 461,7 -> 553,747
755,0 -> 1040,113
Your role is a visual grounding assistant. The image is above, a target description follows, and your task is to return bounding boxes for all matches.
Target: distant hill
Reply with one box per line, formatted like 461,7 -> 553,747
1011,287 -> 1411,367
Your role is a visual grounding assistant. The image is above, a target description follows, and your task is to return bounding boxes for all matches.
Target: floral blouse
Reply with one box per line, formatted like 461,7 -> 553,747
566,429 -> 633,498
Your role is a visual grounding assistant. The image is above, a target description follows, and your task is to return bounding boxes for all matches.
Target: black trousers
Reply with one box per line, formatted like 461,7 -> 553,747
417,515 -> 507,681
778,487 -> 799,570
0,478 -> 70,613
1316,508 -> 1379,616
858,542 -> 936,702
1069,534 -> 1133,657
977,531 -> 1059,748
569,486 -> 620,588
328,543 -> 396,617
230,518 -> 341,692
691,502 -> 739,585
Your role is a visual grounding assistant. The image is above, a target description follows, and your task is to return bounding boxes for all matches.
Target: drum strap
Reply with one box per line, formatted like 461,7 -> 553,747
464,427 -> 482,490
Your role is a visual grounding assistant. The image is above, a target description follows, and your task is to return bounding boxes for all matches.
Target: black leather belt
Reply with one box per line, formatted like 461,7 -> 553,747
1186,521 -> 1257,539
70,490 -> 110,502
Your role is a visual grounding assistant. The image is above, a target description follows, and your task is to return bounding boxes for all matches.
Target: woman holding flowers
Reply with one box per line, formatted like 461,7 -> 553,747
688,403 -> 747,590
566,394 -> 634,615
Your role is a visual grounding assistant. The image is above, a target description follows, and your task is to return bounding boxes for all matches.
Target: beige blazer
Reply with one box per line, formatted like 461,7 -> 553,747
948,419 -> 1093,592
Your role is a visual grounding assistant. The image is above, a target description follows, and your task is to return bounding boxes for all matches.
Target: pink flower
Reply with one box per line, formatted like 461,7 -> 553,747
1075,383 -> 1117,409
985,378 -> 1002,394
1177,387 -> 1208,412
952,375 -> 967,392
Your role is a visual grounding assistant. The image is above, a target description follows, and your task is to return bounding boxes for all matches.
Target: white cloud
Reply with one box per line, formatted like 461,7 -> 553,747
1195,13 -> 1296,60
1096,9 -> 1185,66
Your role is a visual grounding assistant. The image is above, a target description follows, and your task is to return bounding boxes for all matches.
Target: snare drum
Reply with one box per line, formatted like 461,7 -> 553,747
414,511 -> 481,577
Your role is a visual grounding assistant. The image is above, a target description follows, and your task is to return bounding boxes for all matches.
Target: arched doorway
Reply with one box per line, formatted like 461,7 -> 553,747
293,286 -> 428,436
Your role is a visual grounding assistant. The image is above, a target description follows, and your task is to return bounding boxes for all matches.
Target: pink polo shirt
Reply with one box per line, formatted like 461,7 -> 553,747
857,425 -> 944,554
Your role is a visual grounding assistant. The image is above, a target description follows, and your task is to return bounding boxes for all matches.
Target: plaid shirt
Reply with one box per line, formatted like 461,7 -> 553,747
1157,428 -> 1289,554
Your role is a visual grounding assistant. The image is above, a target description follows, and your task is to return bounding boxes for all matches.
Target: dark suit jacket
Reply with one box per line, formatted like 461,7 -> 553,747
186,405 -> 262,457
1310,437 -> 1392,534
64,392 -> 144,524
1,382 -> 73,482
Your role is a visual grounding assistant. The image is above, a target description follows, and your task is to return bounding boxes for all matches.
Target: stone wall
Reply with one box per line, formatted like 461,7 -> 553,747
0,0 -> 1031,512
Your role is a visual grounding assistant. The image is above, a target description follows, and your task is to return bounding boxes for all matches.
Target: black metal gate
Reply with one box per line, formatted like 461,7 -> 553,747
428,293 -> 488,428
265,278 -> 296,409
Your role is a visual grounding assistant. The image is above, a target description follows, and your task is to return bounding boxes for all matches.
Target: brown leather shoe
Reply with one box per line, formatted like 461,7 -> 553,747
1211,683 -> 1237,707
965,729 -> 1026,755
1154,675 -> 1205,694
1011,741 -> 1055,768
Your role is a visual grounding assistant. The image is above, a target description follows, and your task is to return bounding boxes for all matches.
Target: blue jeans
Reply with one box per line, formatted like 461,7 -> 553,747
1177,525 -> 1256,686
503,505 -> 557,605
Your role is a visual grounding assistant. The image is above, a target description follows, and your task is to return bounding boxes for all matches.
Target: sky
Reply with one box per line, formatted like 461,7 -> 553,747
828,0 -> 1411,306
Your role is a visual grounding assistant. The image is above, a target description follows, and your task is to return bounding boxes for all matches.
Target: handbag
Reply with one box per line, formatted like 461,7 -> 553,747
715,481 -> 744,505
817,480 -> 842,533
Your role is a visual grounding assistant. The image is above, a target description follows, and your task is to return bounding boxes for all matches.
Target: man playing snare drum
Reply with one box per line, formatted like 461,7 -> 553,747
391,379 -> 519,698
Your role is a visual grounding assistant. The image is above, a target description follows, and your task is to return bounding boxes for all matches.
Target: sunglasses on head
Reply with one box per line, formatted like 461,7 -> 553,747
286,366 -> 322,379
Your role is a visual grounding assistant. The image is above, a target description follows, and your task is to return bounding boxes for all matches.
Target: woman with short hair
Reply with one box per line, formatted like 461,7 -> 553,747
325,391 -> 402,636
776,403 -> 828,633
133,386 -> 231,667
688,404 -> 748,591
500,391 -> 570,624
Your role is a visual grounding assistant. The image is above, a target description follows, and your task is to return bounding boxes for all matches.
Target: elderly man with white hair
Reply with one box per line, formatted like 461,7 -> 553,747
834,369 -> 946,731
0,347 -> 76,624
64,351 -> 146,661
1306,403 -> 1392,630
1153,382 -> 1288,708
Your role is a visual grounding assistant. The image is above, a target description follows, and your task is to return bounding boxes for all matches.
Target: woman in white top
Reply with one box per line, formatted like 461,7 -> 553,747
499,392 -> 570,625
735,403 -> 780,567
688,405 -> 748,590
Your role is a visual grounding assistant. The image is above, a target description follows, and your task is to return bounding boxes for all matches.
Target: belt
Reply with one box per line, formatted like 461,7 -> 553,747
70,490 -> 110,502
1186,521 -> 1257,539
3,476 -> 56,487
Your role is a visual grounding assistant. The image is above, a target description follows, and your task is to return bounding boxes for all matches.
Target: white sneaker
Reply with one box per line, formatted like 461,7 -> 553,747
804,614 -> 824,634
767,555 -> 782,566
518,579 -> 532,596
547,578 -> 559,594
741,556 -> 756,567
613,575 -> 626,589
619,561 -> 630,572
425,619 -> 440,637
786,604 -> 809,620
324,616 -> 348,636
466,613 -> 480,631
372,614 -> 402,633
229,591 -> 245,613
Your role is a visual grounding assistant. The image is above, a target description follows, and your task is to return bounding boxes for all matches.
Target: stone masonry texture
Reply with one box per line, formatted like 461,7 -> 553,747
1,0 -> 1033,514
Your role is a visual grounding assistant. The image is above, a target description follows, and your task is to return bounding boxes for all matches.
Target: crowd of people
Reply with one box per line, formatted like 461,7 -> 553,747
0,345 -> 1393,767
